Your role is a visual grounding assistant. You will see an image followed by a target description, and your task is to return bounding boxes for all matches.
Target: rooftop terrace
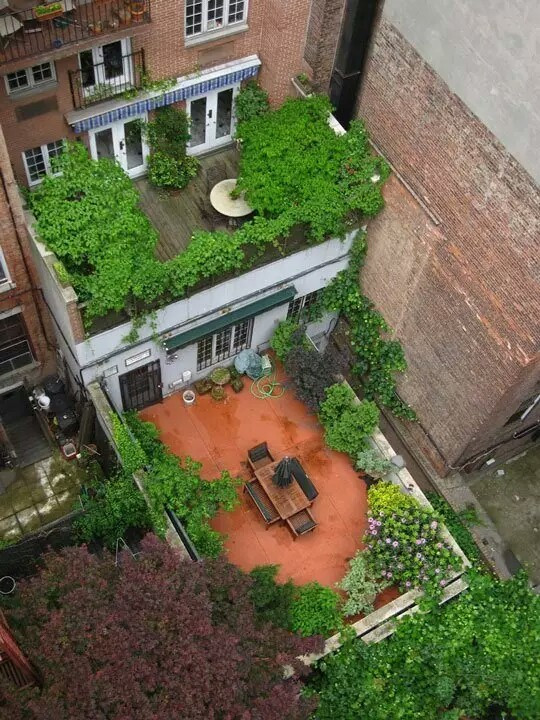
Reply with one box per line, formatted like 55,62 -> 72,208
141,365 -> 383,589
135,147 -> 240,261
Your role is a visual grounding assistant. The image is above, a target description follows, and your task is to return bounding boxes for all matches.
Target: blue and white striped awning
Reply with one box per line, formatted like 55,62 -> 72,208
71,60 -> 260,134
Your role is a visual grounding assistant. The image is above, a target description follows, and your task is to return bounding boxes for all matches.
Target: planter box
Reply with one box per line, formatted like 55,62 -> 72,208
33,3 -> 64,20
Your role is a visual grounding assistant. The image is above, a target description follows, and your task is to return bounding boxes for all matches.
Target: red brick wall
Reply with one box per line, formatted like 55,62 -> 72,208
0,0 -> 315,184
355,20 -> 540,467
0,125 -> 56,387
303,0 -> 345,91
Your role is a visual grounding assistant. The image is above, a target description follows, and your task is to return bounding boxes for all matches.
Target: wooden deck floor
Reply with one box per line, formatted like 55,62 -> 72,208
135,146 -> 240,261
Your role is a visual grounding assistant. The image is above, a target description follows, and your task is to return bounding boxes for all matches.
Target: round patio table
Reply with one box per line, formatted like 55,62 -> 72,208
209,178 -> 253,218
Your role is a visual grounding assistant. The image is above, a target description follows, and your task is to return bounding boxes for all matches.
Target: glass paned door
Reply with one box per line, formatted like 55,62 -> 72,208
89,116 -> 148,178
188,86 -> 237,153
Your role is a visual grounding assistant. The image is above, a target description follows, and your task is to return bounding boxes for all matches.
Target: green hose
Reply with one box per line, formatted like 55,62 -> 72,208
250,359 -> 285,399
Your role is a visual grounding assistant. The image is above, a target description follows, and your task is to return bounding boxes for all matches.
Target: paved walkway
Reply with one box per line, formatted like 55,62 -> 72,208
0,453 -> 84,543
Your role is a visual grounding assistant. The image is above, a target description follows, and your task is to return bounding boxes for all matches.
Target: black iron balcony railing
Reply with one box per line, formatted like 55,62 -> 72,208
0,0 -> 151,65
68,47 -> 144,109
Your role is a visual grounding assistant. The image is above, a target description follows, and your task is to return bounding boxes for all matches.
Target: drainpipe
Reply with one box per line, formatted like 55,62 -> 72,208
329,0 -> 382,128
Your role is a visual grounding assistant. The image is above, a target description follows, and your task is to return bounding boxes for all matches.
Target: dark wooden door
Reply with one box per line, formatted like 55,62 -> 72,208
119,360 -> 162,411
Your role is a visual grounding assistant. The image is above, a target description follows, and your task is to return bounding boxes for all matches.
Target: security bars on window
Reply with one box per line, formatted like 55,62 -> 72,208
286,291 -> 321,321
185,0 -> 246,37
0,314 -> 34,377
196,317 -> 253,370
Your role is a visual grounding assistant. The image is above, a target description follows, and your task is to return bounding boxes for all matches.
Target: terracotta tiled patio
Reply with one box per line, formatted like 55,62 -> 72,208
140,371 -> 370,587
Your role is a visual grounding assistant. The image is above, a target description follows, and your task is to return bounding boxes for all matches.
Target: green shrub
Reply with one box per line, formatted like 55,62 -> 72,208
426,492 -> 483,565
337,550 -> 385,616
74,472 -> 151,549
314,573 -> 540,720
124,413 -> 240,556
270,319 -> 301,362
147,152 -> 199,190
319,383 -> 379,458
290,582 -> 342,637
249,565 -> 295,628
234,81 -> 270,124
355,447 -> 393,477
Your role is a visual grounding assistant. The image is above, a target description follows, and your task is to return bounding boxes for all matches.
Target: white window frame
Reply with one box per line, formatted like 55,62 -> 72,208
4,61 -> 56,95
185,0 -> 248,39
22,139 -> 65,187
78,38 -> 132,99
0,247 -> 12,292
196,317 -> 254,370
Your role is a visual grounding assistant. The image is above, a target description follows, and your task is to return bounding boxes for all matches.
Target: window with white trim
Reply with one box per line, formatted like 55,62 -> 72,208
286,291 -> 321,321
196,317 -> 254,370
22,140 -> 64,186
0,312 -> 34,377
0,249 -> 10,288
185,0 -> 247,37
4,62 -> 56,95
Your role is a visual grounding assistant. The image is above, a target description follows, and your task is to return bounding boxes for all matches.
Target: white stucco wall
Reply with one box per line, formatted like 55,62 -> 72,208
77,232 -> 355,410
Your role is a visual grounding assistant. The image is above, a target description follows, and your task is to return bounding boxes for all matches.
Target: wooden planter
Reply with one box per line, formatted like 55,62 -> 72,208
33,2 -> 65,20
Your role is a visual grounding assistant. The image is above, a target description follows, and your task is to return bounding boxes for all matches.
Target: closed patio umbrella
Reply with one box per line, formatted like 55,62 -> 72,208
273,456 -> 293,488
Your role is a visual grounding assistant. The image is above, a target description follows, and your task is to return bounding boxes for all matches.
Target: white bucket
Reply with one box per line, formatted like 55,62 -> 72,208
183,390 -> 196,406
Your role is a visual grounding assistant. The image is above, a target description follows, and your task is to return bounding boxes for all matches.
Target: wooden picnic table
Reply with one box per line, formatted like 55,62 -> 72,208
255,460 -> 311,520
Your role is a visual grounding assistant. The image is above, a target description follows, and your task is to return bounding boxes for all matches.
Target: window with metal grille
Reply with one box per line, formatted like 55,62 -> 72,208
185,0 -> 247,37
22,139 -> 64,186
196,317 -> 253,370
0,313 -> 34,377
286,290 -> 321,321
5,62 -> 55,94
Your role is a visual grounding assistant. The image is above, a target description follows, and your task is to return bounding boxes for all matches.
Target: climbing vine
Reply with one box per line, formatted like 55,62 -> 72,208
320,231 -> 416,420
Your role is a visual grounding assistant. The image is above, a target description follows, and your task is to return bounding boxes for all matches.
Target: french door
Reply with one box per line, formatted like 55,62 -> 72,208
187,86 -> 238,154
89,115 -> 149,178
119,360 -> 162,411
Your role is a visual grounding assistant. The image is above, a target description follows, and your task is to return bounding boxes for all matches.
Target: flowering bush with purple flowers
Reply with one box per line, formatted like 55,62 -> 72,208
363,482 -> 462,597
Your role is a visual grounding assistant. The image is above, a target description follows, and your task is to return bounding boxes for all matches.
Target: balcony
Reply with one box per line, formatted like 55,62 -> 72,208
68,47 -> 144,109
0,0 -> 150,65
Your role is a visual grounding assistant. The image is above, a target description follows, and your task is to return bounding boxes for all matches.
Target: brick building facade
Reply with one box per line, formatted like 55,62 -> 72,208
0,0 -> 314,185
0,122 -> 55,394
305,1 -> 540,473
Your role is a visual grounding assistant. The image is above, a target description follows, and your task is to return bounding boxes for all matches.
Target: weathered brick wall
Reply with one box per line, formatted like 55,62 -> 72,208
0,125 -> 56,387
355,20 -> 540,467
303,0 -> 346,91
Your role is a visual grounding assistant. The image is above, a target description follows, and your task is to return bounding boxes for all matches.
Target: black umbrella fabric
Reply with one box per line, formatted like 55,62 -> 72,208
273,457 -> 293,487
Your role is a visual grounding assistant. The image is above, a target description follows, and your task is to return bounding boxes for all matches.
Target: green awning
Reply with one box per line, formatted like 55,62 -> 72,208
164,286 -> 297,352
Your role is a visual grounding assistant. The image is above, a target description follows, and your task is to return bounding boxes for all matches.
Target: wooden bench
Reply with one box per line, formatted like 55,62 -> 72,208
286,508 -> 317,539
244,479 -> 279,527
290,457 -> 318,501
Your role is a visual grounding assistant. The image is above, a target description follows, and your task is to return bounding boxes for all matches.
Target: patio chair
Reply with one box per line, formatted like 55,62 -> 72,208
290,457 -> 318,501
244,479 -> 279,527
247,442 -> 274,472
286,508 -> 317,540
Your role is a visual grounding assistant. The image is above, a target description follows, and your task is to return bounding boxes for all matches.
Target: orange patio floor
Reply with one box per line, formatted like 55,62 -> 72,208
140,372 -> 369,587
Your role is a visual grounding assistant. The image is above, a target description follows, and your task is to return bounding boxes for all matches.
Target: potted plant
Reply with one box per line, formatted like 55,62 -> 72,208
356,447 -> 393,486
211,385 -> 226,402
210,367 -> 230,386
33,1 -> 64,20
194,377 -> 212,395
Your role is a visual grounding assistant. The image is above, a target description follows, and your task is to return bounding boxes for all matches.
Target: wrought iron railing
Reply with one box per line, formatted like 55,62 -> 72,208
68,47 -> 145,109
0,0 -> 151,65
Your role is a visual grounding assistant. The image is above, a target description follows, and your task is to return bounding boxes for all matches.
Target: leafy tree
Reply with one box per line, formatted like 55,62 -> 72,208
234,81 -> 270,124
289,582 -> 343,637
3,536 -> 321,719
313,572 -> 540,720
319,383 -> 379,458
